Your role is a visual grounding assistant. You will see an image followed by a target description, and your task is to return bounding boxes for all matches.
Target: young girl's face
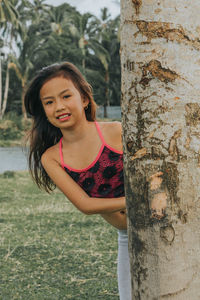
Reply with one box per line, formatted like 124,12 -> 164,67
40,76 -> 89,128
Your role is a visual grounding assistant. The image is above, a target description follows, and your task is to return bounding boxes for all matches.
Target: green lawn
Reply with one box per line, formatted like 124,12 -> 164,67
0,171 -> 119,300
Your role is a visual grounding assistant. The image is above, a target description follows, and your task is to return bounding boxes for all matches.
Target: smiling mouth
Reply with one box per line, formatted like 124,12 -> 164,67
57,113 -> 71,120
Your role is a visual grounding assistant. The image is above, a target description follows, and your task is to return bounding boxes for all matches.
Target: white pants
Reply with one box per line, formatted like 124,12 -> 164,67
117,230 -> 132,300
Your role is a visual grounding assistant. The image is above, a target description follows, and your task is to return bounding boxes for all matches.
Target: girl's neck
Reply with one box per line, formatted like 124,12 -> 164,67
61,119 -> 93,144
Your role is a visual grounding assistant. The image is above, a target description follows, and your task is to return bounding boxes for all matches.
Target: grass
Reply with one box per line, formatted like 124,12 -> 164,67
0,171 -> 119,300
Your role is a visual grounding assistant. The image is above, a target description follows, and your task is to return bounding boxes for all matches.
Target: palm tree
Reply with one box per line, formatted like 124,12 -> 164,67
95,8 -> 120,116
0,0 -> 20,119
8,0 -> 51,118
9,25 -> 43,119
48,3 -> 73,34
9,2 -> 78,118
0,0 -> 19,25
68,12 -> 107,72
29,0 -> 49,24
9,58 -> 33,119
41,3 -> 78,62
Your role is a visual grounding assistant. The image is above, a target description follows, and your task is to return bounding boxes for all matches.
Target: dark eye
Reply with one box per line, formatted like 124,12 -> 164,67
63,95 -> 70,99
45,100 -> 53,105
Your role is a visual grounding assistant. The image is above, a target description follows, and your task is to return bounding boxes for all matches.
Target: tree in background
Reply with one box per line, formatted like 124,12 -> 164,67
9,0 -> 51,118
69,12 -> 99,71
96,8 -> 120,116
121,0 -> 200,298
2,1 -> 121,117
0,0 -> 20,119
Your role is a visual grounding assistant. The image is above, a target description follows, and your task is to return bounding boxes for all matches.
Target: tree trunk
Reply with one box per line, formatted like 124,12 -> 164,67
105,70 -> 110,107
103,103 -> 108,118
120,1 -> 200,299
22,84 -> 27,120
1,61 -> 10,118
103,71 -> 110,118
0,54 -> 2,118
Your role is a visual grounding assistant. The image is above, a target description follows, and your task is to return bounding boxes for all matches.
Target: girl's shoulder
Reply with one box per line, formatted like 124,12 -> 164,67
41,142 -> 60,166
97,121 -> 122,150
98,120 -> 122,133
98,121 -> 122,138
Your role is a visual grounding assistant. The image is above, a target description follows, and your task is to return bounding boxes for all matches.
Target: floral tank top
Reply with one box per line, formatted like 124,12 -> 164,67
59,121 -> 124,198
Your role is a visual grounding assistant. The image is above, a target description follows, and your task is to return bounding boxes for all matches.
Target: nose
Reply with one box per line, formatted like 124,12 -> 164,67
55,98 -> 65,111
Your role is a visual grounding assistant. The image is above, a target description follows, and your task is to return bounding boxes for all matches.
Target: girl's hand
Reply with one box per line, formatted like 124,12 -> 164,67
101,210 -> 127,230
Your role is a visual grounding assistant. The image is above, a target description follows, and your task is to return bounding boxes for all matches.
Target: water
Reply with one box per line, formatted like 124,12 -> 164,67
97,106 -> 121,119
0,147 -> 28,174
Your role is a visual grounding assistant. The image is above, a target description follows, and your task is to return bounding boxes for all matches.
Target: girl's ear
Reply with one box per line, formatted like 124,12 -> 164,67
83,97 -> 89,108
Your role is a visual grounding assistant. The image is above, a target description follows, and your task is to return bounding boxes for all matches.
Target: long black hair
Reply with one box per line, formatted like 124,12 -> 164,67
24,62 -> 97,192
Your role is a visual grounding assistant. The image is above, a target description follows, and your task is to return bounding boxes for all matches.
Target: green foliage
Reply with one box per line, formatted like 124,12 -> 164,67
0,172 -> 119,299
2,170 -> 15,178
6,69 -> 21,115
0,113 -> 31,140
0,0 -> 19,27
0,119 -> 21,140
1,1 -> 121,116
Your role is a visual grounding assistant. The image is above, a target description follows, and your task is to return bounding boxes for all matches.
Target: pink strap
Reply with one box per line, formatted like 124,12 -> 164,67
94,121 -> 106,145
60,122 -> 107,169
59,137 -> 65,169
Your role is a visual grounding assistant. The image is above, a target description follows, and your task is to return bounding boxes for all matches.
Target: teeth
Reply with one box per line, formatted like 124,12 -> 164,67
58,114 -> 70,119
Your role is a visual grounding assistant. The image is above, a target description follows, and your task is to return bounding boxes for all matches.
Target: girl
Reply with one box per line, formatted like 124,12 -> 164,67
24,62 -> 132,300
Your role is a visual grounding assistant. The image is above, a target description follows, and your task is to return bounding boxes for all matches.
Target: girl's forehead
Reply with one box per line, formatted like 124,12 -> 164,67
43,76 -> 74,87
40,77 -> 77,95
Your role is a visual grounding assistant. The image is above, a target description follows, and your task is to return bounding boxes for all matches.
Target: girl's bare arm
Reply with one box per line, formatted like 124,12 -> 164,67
41,152 -> 126,215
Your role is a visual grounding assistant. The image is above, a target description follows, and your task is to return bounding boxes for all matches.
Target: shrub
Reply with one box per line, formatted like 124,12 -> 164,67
0,113 -> 32,141
2,170 -> 15,178
0,119 -> 21,140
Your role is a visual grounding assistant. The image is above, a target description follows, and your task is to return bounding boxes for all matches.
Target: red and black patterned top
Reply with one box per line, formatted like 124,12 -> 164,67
59,121 -> 124,198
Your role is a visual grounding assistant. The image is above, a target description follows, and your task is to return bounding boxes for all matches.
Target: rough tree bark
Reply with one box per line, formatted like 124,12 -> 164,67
120,0 -> 200,299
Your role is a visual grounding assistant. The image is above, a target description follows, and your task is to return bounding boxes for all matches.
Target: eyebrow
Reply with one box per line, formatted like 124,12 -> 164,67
41,89 -> 70,101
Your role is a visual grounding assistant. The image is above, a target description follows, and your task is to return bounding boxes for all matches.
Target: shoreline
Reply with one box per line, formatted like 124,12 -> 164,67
0,135 -> 27,147
0,140 -> 24,147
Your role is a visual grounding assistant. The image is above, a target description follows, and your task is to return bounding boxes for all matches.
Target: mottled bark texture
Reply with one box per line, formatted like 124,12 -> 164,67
120,1 -> 200,299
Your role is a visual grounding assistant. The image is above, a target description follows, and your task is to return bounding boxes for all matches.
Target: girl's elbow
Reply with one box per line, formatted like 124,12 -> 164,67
81,207 -> 95,215
79,205 -> 97,215
83,210 -> 93,215
72,195 -> 98,215
77,196 -> 97,215
76,203 -> 92,215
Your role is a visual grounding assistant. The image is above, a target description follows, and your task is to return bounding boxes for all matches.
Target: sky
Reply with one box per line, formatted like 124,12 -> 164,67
44,0 -> 120,18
